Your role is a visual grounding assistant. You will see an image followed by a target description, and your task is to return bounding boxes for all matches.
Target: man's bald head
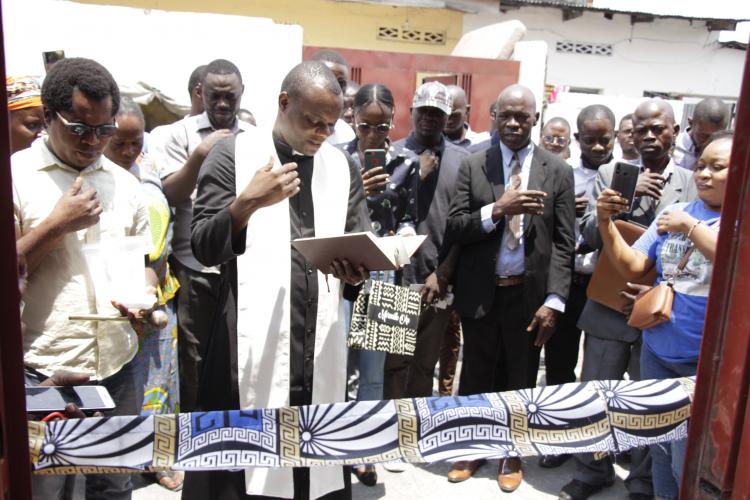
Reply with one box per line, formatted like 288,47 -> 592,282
690,97 -> 731,152
276,61 -> 343,156
496,84 -> 537,115
281,61 -> 342,99
445,84 -> 470,138
634,99 -> 676,125
693,97 -> 730,128
632,99 -> 678,168
494,84 -> 538,151
446,85 -> 467,109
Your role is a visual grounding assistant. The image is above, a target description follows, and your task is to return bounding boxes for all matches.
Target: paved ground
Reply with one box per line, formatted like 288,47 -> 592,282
133,459 -> 630,499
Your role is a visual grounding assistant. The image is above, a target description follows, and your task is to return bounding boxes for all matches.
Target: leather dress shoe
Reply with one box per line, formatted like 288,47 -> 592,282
558,477 -> 615,500
539,454 -> 570,468
352,464 -> 377,487
497,457 -> 523,493
447,459 -> 485,483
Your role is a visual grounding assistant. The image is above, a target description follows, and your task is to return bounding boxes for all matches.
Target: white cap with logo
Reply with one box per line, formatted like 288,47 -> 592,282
412,81 -> 452,115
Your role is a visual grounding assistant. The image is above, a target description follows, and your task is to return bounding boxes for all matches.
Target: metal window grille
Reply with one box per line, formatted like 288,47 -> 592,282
556,41 -> 613,56
377,26 -> 446,45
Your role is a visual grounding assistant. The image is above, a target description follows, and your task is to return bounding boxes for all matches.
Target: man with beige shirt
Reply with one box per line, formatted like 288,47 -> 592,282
14,57 -> 151,500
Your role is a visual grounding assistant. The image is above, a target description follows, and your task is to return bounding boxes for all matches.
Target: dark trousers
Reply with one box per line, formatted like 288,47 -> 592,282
544,278 -> 588,385
383,306 -> 452,399
459,285 -> 537,396
438,310 -> 462,396
171,257 -> 223,412
27,361 -> 142,500
182,468 -> 352,500
572,334 -> 652,496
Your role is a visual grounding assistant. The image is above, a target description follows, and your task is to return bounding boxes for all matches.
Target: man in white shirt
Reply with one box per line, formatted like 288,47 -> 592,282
16,57 -> 152,500
539,105 -> 617,470
153,58 -> 249,411
673,97 -> 730,170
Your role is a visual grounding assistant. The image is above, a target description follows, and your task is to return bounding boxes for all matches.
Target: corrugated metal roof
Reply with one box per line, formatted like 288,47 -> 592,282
501,0 -> 750,23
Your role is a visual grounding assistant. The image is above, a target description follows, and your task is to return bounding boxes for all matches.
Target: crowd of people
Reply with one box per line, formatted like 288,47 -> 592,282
11,47 -> 733,500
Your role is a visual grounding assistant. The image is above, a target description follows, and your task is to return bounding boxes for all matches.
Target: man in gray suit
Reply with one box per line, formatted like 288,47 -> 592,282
443,84 -> 576,493
559,100 -> 697,500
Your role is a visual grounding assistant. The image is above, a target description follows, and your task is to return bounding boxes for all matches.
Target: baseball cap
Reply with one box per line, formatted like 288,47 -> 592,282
412,81 -> 452,115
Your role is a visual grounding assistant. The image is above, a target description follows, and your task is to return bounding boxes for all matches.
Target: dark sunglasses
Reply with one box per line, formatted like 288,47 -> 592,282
56,112 -> 118,137
542,135 -> 569,146
356,122 -> 392,135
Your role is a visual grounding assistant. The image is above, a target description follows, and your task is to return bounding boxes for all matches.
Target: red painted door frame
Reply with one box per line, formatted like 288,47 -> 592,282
0,1 -> 33,498
303,46 -> 520,141
681,45 -> 750,499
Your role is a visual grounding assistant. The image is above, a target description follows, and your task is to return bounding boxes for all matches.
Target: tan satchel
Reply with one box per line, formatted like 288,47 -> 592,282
627,247 -> 695,330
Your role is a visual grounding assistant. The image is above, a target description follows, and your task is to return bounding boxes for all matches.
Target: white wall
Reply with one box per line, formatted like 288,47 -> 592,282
2,0 -> 304,128
463,6 -> 746,99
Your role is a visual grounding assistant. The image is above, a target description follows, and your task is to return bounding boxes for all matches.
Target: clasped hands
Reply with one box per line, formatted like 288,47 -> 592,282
491,189 -> 547,222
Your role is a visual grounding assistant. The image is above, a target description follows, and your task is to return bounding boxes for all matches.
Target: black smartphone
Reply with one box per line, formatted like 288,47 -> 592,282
363,149 -> 386,171
26,385 -> 116,414
610,161 -> 640,212
42,50 -> 65,73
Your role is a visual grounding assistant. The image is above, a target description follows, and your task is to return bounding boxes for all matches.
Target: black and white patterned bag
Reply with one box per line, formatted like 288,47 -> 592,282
347,280 -> 421,356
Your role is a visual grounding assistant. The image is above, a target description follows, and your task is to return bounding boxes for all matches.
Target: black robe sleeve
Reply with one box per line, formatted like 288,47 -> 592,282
342,151 -> 371,301
343,151 -> 370,234
191,136 -> 246,267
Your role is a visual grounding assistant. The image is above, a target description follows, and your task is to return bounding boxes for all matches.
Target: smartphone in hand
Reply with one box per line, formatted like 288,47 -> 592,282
363,149 -> 387,171
610,162 -> 640,212
26,385 -> 115,414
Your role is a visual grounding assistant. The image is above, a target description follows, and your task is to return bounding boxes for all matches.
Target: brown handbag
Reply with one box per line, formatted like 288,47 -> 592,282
587,220 -> 657,312
627,247 -> 694,330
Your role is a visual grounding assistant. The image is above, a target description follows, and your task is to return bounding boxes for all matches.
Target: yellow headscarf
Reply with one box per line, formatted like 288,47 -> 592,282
7,76 -> 42,111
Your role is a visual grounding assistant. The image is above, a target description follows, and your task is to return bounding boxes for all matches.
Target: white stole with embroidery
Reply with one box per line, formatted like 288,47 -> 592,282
233,127 -> 350,499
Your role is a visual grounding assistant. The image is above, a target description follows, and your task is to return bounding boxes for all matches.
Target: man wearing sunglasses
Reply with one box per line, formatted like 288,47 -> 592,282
13,57 -> 151,500
540,116 -> 572,161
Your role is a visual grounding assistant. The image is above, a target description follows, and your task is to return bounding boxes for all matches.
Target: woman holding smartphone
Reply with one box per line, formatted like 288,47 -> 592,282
595,131 -> 731,500
341,83 -> 419,486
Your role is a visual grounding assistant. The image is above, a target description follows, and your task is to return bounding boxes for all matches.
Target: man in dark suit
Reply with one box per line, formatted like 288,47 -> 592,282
442,84 -> 576,493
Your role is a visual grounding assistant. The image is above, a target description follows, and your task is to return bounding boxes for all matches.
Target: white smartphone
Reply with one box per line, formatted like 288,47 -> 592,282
26,385 -> 116,414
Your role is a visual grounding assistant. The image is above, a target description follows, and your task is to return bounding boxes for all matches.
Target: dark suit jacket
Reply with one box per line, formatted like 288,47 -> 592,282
444,144 -> 576,320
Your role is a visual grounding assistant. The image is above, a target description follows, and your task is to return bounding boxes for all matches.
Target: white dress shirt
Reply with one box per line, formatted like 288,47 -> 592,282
154,112 -> 248,273
572,157 -> 600,274
479,141 -> 566,313
672,131 -> 697,171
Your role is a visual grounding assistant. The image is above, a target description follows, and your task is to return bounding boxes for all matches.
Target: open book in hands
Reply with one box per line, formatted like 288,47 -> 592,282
291,232 -> 426,274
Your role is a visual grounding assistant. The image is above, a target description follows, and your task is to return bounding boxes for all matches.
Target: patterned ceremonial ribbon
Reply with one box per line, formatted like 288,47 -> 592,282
29,377 -> 694,475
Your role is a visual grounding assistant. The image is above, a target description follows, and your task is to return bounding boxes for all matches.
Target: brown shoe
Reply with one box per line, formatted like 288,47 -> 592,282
497,457 -> 523,493
447,459 -> 486,483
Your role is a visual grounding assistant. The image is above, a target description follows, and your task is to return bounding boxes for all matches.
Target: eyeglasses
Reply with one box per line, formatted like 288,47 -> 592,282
56,112 -> 118,137
542,135 -> 569,146
355,122 -> 393,135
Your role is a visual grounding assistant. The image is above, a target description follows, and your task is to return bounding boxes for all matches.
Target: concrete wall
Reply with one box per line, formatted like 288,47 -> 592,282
74,0 -> 464,55
463,6 -> 746,99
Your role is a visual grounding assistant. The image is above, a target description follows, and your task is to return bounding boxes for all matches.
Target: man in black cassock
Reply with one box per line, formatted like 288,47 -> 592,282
184,61 -> 370,500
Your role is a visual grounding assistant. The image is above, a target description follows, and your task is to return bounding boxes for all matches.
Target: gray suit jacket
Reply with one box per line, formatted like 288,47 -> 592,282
577,160 -> 698,341
444,144 -> 576,320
